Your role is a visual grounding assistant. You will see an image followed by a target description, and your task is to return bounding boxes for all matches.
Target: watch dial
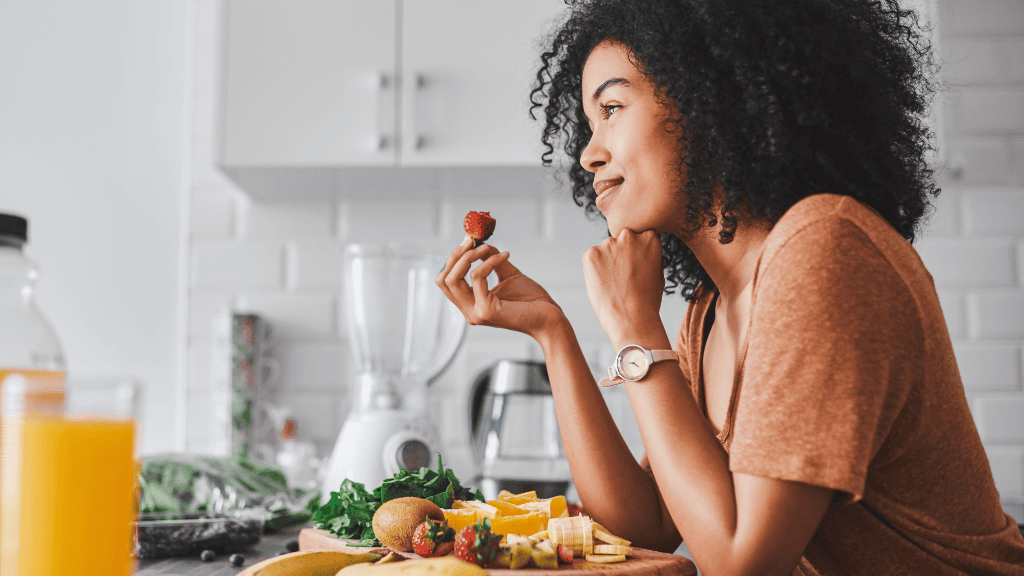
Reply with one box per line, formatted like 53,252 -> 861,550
619,348 -> 647,380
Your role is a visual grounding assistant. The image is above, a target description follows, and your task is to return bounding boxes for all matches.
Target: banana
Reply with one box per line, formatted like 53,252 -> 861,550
585,554 -> 627,563
374,552 -> 404,565
593,544 -> 632,556
235,550 -> 380,576
547,516 -> 633,557
593,522 -> 631,547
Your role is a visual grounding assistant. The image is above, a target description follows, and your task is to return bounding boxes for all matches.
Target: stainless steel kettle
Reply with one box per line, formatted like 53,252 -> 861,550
468,359 -> 572,500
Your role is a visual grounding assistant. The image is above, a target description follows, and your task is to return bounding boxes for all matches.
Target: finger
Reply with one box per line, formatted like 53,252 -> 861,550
438,235 -> 474,281
436,235 -> 475,301
445,243 -> 500,307
470,251 -> 512,305
491,253 -> 522,282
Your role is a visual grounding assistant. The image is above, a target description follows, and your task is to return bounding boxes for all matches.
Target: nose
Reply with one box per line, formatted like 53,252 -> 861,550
579,128 -> 609,174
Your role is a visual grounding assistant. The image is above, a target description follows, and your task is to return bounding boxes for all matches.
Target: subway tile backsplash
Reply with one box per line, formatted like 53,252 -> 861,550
185,0 -> 1024,504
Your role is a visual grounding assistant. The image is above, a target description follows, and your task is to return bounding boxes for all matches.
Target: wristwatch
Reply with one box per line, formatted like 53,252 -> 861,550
598,344 -> 679,387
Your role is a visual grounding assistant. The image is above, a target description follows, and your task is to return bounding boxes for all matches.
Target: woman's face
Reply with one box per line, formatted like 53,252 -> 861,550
580,40 -> 685,237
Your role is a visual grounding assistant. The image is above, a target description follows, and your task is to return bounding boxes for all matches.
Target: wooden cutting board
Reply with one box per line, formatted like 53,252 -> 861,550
299,528 -> 698,576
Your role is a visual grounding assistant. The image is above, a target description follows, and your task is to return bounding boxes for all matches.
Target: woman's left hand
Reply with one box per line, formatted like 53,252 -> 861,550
582,229 -> 667,348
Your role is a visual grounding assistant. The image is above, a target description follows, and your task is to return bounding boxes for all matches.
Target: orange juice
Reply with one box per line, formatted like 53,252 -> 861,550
17,414 -> 135,576
0,370 -> 65,574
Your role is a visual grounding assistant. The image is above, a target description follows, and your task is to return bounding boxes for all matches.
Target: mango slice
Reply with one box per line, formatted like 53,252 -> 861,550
442,508 -> 481,534
490,512 -> 549,541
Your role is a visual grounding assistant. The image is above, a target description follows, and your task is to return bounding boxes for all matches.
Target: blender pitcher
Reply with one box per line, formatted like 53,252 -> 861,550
321,244 -> 465,502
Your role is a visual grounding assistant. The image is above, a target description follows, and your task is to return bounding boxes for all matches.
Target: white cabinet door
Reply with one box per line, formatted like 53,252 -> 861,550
400,0 -> 562,167
221,0 -> 397,166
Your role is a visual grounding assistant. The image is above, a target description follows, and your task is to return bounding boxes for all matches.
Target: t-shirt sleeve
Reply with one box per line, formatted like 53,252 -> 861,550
729,218 -> 923,503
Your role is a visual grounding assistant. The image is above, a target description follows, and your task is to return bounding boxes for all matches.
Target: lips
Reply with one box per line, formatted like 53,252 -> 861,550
593,177 -> 624,196
594,177 -> 623,211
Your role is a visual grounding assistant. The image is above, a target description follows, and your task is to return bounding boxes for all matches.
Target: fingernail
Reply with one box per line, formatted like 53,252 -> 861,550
461,235 -> 473,247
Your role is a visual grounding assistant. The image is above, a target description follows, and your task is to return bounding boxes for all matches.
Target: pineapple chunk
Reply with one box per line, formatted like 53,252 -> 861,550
516,495 -> 568,519
451,499 -> 500,518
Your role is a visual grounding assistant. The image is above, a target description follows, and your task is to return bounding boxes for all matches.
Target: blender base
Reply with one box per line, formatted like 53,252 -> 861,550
320,409 -> 438,504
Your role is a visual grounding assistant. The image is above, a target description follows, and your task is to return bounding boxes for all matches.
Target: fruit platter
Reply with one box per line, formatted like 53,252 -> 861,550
293,488 -> 697,576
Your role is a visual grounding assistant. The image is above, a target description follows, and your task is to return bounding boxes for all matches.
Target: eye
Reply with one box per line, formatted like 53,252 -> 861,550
599,103 -> 621,119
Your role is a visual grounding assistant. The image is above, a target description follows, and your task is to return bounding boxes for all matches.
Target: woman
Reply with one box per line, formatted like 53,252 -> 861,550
437,1 -> 1024,574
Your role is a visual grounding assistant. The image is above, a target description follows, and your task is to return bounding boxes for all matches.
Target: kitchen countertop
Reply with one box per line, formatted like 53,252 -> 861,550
135,524 -> 305,576
129,522 -> 1024,575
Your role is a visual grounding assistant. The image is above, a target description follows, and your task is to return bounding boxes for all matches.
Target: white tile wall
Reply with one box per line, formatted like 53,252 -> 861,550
935,0 -> 1024,504
180,0 -> 1024,505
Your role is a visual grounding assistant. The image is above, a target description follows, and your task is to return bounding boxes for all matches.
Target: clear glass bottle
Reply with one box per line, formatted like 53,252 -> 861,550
0,213 -> 66,571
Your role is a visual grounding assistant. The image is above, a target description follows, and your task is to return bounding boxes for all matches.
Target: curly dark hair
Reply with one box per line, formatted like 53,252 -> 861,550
529,0 -> 941,299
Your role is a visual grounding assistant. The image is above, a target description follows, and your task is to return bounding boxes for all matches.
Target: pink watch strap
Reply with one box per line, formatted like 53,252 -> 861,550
651,349 -> 678,363
598,349 -> 678,387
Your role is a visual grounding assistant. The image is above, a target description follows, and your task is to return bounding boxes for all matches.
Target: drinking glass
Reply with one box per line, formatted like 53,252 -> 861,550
16,378 -> 138,575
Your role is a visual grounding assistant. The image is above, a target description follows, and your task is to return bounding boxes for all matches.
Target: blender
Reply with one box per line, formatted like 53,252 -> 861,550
468,360 -> 573,500
321,244 -> 465,502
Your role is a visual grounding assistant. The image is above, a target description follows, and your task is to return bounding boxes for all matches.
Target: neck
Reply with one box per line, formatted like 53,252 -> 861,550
682,218 -> 770,303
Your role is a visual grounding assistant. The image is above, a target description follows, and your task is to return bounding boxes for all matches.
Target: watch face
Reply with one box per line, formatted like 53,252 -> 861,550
617,347 -> 648,380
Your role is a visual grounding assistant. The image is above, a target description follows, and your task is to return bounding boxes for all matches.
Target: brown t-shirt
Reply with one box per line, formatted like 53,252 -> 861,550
662,194 -> 1024,574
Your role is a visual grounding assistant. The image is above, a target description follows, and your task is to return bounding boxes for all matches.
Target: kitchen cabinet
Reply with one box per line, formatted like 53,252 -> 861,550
398,0 -> 557,166
221,0 -> 397,167
218,0 -> 563,196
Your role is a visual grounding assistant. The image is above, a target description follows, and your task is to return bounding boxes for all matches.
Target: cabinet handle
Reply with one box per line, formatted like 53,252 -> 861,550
370,72 -> 390,151
410,72 -> 425,150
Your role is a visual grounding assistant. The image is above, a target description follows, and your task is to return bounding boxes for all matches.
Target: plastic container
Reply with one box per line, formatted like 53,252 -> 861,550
134,510 -> 267,558
0,213 -> 67,571
0,212 -> 66,374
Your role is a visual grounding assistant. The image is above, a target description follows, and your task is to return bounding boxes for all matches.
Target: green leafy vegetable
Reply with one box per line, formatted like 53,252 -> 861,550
312,453 -> 484,545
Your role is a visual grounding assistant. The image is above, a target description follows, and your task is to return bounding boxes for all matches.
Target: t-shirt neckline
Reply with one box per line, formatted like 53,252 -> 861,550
696,275 -> 762,448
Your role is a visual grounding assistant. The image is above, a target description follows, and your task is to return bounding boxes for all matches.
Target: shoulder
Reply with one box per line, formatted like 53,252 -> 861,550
759,193 -> 924,284
752,194 -> 930,339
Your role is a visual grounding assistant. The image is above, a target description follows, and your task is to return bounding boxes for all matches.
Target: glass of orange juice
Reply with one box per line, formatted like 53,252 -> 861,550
16,379 -> 138,576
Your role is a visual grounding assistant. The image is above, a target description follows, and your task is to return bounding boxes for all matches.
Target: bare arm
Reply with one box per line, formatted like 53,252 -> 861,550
573,229 -> 834,576
437,235 -> 833,576
435,238 -> 679,548
534,317 -> 683,553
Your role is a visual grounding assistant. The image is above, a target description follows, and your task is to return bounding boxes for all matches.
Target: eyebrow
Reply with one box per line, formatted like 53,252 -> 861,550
591,78 -> 631,102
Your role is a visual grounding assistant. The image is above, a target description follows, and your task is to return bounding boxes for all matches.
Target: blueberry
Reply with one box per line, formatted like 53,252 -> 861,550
285,539 -> 299,552
199,549 -> 216,562
229,553 -> 245,566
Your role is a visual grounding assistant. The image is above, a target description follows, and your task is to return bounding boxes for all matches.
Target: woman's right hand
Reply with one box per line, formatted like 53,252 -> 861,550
436,235 -> 565,339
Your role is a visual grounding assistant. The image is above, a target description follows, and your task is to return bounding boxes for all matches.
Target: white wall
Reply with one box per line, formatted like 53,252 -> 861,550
2,0 -> 1019,516
0,0 -> 189,454
182,0 -> 1024,513
919,0 -> 1024,510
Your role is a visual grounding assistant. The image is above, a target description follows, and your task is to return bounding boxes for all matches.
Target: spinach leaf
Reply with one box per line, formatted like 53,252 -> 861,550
311,453 -> 484,545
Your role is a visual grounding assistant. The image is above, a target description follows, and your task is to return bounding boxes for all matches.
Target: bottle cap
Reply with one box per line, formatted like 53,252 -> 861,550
0,213 -> 27,242
281,418 -> 296,440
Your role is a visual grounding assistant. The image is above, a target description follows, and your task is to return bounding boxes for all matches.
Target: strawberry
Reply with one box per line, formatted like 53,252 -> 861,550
557,542 -> 574,564
411,517 -> 456,558
463,211 -> 496,247
453,518 -> 501,567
